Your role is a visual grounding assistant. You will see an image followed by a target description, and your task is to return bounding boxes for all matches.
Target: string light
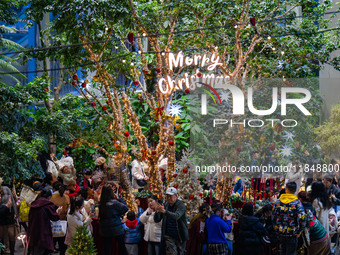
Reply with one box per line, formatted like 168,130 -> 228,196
115,46 -> 119,49
272,47 -> 276,51
138,50 -> 142,54
267,36 -> 271,40
122,59 -> 126,63
281,51 -> 285,55
130,62 -> 134,66
143,33 -> 147,36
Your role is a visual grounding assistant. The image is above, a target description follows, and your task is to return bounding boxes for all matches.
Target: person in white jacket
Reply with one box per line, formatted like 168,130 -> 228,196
64,197 -> 93,247
131,159 -> 149,189
139,195 -> 163,255
285,163 -> 303,195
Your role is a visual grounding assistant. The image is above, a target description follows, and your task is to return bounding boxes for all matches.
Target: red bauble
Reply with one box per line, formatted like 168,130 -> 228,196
142,70 -> 148,74
189,195 -> 194,200
174,185 -> 178,189
270,144 -> 275,151
168,141 -> 174,146
91,102 -> 96,107
102,106 -> 107,111
124,132 -> 130,138
236,147 -> 242,152
44,87 -> 49,92
250,17 -> 256,26
72,75 -> 78,80
184,88 -> 190,94
62,151 -> 68,156
173,174 -> 178,178
183,168 -> 188,173
199,192 -> 203,197
134,80 -> 139,86
151,150 -> 157,155
81,82 -> 86,88
196,72 -> 202,78
72,81 -> 77,86
189,185 -> 191,188
106,100 -> 109,105
156,68 -> 161,73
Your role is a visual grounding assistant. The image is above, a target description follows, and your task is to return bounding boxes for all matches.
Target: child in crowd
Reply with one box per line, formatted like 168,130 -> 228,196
123,211 -> 143,255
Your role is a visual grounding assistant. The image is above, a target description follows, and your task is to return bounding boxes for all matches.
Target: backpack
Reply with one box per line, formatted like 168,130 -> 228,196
19,200 -> 30,222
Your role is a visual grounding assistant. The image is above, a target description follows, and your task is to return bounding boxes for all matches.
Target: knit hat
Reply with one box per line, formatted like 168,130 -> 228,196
95,157 -> 106,166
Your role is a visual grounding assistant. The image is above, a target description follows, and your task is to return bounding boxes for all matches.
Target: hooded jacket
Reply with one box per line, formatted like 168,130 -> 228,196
27,197 -> 60,251
123,219 -> 143,244
272,193 -> 306,237
140,209 -> 162,242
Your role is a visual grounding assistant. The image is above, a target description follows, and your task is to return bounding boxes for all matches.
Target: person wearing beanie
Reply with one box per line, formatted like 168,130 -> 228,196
205,201 -> 232,255
123,211 -> 143,255
235,202 -> 268,255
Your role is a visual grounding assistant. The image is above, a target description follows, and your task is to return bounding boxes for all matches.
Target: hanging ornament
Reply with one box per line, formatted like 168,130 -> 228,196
161,113 -> 171,122
128,33 -> 134,43
151,150 -> 157,155
184,88 -> 190,94
199,192 -> 203,197
63,151 -> 68,156
156,68 -> 161,74
183,168 -> 188,173
168,104 -> 182,117
124,132 -> 130,138
92,75 -> 100,82
102,106 -> 107,111
134,80 -> 139,86
173,174 -> 178,178
73,75 -> 78,80
168,141 -> 174,146
250,17 -> 256,26
44,87 -> 49,92
189,195 -> 194,200
91,102 -> 96,107
174,184 -> 178,189
72,81 -> 77,86
196,72 -> 202,78
142,70 -> 148,74
81,82 -> 86,88
174,116 -> 181,131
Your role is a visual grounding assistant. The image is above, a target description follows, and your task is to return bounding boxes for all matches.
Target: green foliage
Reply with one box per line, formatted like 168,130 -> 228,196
0,0 -> 25,24
66,225 -> 96,255
315,103 -> 340,160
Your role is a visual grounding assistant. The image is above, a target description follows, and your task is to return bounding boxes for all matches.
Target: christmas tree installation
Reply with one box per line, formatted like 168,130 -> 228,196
171,149 -> 203,217
66,226 -> 96,255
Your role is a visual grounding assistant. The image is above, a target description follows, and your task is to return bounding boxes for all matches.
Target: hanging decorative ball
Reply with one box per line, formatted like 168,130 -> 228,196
151,150 -> 157,155
72,81 -> 77,86
183,168 -> 188,173
196,72 -> 202,78
199,192 -> 203,197
73,75 -> 78,80
156,68 -> 161,74
270,144 -> 275,151
189,195 -> 194,200
184,88 -> 190,94
63,151 -> 68,156
124,132 -> 130,138
173,174 -> 177,178
168,141 -> 174,146
102,106 -> 107,111
134,80 -> 139,86
44,87 -> 49,92
81,82 -> 86,88
91,102 -> 96,107
236,147 -> 242,152
174,184 -> 178,189
116,140 -> 120,145
188,185 -> 191,188
106,100 -> 109,105
142,70 -> 148,74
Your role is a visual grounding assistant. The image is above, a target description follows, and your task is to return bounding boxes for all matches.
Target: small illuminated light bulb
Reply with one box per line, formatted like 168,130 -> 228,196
138,50 -> 142,54
272,47 -> 276,51
105,27 -> 109,31
122,59 -> 126,63
115,46 -> 119,49
234,25 -> 238,29
130,62 -> 134,66
267,36 -> 271,40
143,33 -> 146,36
281,51 -> 285,55
162,52 -> 165,56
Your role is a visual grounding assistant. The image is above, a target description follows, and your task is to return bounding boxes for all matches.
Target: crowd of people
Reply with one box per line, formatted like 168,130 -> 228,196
1,152 -> 340,255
